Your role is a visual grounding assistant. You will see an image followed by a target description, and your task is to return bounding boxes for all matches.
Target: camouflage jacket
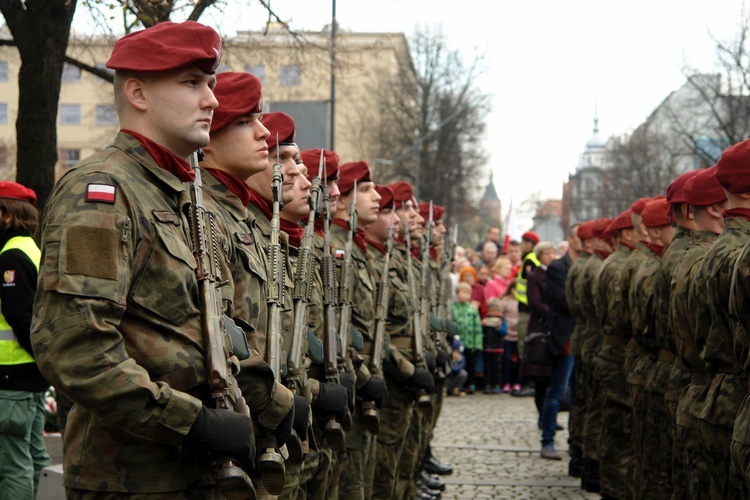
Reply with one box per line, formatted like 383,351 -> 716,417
594,244 -> 632,351
619,242 -> 649,374
201,170 -> 293,429
655,226 -> 692,353
575,252 -> 604,367
565,252 -> 590,357
697,216 -> 750,428
628,246 -> 660,387
32,133 -> 224,492
729,228 -> 750,443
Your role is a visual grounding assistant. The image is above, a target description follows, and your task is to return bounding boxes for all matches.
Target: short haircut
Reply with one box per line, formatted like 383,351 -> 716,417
567,223 -> 580,238
508,240 -> 520,248
533,241 -> 556,258
455,281 -> 472,294
493,256 -> 511,270
486,297 -> 502,312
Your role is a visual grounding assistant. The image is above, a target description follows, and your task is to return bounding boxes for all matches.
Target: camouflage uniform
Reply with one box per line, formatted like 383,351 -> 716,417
31,133 -> 234,494
727,223 -> 750,496
565,251 -> 589,463
627,244 -> 662,499
653,226 -> 691,497
593,244 -> 633,498
370,240 -> 419,500
696,216 -> 750,499
671,229 -> 717,499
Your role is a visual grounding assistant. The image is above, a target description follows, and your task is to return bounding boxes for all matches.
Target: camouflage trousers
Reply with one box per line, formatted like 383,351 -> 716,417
569,355 -> 585,453
649,391 -> 672,498
729,392 -> 750,498
65,488 -> 225,499
333,402 -> 373,500
629,383 -> 661,500
698,419 -> 740,499
598,398 -> 633,500
372,376 -> 414,499
675,422 -> 709,500
582,361 -> 603,462
295,426 -> 333,500
666,397 -> 686,500
396,402 -> 433,499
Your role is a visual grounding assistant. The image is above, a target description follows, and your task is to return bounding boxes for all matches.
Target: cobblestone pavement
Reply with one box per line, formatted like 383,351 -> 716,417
432,391 -> 598,499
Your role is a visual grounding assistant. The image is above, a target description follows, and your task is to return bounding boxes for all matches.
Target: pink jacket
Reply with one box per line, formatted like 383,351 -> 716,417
498,295 -> 519,342
485,276 -> 512,301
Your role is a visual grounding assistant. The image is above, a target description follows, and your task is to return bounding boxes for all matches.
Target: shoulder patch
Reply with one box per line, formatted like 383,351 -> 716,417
86,183 -> 116,204
3,269 -> 15,286
335,249 -> 345,259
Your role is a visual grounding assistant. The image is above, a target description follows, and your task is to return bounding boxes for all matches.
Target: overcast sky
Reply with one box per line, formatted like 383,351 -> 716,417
77,0 -> 749,228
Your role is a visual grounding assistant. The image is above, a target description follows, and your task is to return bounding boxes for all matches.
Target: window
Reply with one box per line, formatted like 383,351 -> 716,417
96,104 -> 117,126
245,64 -> 265,84
61,62 -> 81,82
59,149 -> 80,168
0,147 -> 8,167
59,104 -> 81,125
280,65 -> 301,86
0,103 -> 7,124
0,62 -> 8,82
94,62 -> 114,83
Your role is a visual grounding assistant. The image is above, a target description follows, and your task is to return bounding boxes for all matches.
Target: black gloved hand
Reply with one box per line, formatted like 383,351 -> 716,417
436,348 -> 449,371
313,382 -> 349,422
338,372 -> 356,408
357,377 -> 387,408
407,368 -> 435,394
292,395 -> 310,439
274,401 -> 295,446
424,351 -> 436,373
184,407 -> 256,470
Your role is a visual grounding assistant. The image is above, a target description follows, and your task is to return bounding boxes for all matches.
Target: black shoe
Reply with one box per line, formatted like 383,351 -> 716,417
423,455 -> 453,476
415,489 -> 436,500
568,457 -> 584,478
417,481 -> 442,498
418,469 -> 446,491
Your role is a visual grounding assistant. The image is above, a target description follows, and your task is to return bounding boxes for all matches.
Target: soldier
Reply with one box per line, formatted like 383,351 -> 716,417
593,209 -> 637,498
671,167 -> 727,498
565,220 -> 594,478
30,21 -> 258,497
652,170 -> 698,497
628,197 -> 674,499
577,217 -> 612,493
695,140 -> 750,499
0,182 -> 50,499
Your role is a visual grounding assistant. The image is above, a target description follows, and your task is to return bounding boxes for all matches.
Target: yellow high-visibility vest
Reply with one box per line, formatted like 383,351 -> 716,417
514,252 -> 540,306
0,236 -> 40,366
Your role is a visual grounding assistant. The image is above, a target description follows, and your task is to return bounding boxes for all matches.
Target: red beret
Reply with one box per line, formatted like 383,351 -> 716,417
606,209 -> 634,234
338,161 -> 372,194
417,202 -> 445,221
210,72 -> 263,133
715,139 -> 750,193
522,231 -> 539,244
262,112 -> 296,150
630,197 -> 651,215
684,166 -> 727,206
577,221 -> 594,240
666,169 -> 700,205
376,185 -> 395,209
106,21 -> 222,74
389,181 -> 414,204
591,218 -> 612,239
642,198 -> 672,227
300,149 -> 339,181
0,181 -> 36,205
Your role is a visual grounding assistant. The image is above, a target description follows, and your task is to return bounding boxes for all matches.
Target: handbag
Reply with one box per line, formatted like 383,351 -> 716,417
524,331 -> 554,365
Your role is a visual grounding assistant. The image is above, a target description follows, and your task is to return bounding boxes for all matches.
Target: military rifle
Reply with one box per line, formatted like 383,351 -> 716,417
189,150 -> 255,499
258,140 -> 287,495
364,212 -> 396,434
402,204 -> 432,408
320,159 -> 347,451
337,180 -> 357,373
420,202 -> 436,347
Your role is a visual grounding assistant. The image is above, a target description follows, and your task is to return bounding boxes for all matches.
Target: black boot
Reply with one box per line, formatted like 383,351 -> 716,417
568,444 -> 584,478
581,459 -> 600,493
422,445 -> 453,476
417,469 -> 446,491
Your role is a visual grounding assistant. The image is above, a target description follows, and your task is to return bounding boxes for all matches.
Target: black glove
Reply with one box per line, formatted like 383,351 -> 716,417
292,395 -> 310,439
407,368 -> 435,394
313,382 -> 349,422
436,348 -> 449,371
357,377 -> 387,408
184,407 -> 256,470
274,401 -> 295,446
338,372 -> 356,408
424,351 -> 436,373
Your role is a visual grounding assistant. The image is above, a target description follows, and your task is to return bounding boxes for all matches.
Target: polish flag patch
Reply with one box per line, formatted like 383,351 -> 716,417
335,249 -> 345,259
86,184 -> 116,204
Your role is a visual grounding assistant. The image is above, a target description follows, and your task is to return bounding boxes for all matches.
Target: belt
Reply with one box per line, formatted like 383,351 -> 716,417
658,349 -> 675,364
691,372 -> 706,385
391,336 -> 413,350
604,335 -> 625,349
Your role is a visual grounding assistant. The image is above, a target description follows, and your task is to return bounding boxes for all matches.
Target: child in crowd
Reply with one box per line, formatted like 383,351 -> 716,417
446,336 -> 468,397
485,256 -> 513,301
473,264 -> 490,318
498,281 -> 521,393
451,281 -> 483,394
481,297 -> 506,394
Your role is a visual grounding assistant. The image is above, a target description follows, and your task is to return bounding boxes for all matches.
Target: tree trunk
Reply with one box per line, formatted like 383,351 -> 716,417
0,0 -> 77,214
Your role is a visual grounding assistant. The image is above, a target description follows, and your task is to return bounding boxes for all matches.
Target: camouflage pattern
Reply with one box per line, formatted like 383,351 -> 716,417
697,216 -> 750,499
295,426 -> 333,500
201,169 -> 294,429
592,244 -> 633,498
627,245 -> 662,499
396,401 -> 431,500
565,251 -> 590,456
728,231 -> 750,495
575,252 -> 604,462
31,133 -> 228,493
671,229 -> 717,499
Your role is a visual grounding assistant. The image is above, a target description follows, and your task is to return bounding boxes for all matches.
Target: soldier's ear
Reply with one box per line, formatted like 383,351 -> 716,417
123,77 -> 148,112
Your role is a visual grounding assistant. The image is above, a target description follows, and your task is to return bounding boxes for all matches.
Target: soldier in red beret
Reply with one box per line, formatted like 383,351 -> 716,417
32,21 -> 264,498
